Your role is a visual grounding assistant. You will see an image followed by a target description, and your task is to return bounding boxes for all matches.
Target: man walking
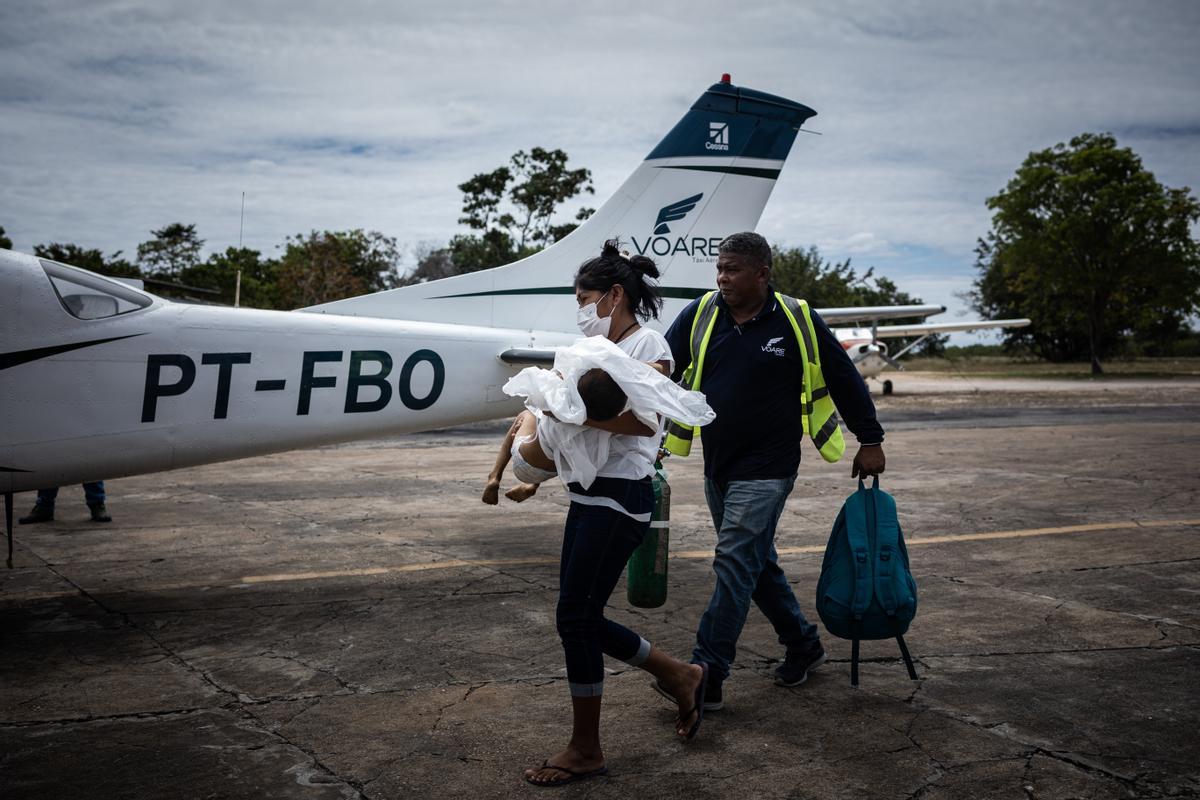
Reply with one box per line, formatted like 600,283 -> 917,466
662,231 -> 885,710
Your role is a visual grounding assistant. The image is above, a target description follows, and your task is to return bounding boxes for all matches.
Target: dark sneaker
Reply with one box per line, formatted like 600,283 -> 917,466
18,504 -> 54,524
775,646 -> 827,687
701,681 -> 723,712
89,504 -> 112,523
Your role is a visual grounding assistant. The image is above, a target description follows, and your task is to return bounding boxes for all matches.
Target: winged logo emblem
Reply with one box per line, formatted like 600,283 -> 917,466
653,192 -> 704,235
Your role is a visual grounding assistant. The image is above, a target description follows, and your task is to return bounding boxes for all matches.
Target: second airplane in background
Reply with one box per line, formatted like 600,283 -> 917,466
822,306 -> 1031,393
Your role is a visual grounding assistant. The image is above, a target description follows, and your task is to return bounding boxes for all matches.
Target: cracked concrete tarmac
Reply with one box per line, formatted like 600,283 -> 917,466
2,377 -> 1199,799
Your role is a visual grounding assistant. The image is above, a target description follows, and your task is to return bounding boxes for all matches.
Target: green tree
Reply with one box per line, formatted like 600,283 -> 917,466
400,242 -> 459,285
137,223 -> 204,280
507,148 -> 595,248
771,245 -> 945,355
276,229 -> 401,308
447,230 -> 521,276
0,225 -> 12,250
179,247 -> 278,308
447,148 -> 594,274
972,133 -> 1200,373
33,242 -> 140,278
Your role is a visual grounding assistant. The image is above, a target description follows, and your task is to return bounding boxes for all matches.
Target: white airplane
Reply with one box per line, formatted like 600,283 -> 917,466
0,75 -> 1027,562
826,312 -> 1031,394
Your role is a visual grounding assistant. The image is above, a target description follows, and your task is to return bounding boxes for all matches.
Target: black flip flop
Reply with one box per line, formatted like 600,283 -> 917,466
680,662 -> 708,740
524,761 -> 609,788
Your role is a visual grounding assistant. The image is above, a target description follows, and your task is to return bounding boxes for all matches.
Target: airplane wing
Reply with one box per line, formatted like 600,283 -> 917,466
817,304 -> 946,323
870,319 -> 1032,338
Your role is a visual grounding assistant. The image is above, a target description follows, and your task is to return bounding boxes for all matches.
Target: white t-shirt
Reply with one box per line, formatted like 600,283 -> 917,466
595,326 -> 674,480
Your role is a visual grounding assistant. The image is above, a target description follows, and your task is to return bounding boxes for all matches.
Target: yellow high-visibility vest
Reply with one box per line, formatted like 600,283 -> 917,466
663,291 -> 846,463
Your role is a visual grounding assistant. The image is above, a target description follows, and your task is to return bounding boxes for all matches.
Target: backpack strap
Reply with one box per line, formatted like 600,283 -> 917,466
842,483 -> 873,620
850,619 -> 861,688
867,477 -> 901,617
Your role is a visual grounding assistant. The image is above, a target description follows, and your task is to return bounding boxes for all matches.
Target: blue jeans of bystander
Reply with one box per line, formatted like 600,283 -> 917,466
37,482 -> 106,509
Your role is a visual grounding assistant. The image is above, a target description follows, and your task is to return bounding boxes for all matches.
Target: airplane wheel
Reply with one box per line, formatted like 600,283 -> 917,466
882,380 -> 894,395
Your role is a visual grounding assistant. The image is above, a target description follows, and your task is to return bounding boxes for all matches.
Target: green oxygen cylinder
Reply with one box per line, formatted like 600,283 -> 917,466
627,460 -> 670,608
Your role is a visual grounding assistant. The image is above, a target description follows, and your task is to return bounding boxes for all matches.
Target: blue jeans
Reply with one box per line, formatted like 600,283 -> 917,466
693,475 -> 820,684
557,479 -> 653,698
37,482 -> 105,508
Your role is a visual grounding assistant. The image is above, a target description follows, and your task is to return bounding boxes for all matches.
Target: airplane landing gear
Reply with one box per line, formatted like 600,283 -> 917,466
882,379 -> 894,395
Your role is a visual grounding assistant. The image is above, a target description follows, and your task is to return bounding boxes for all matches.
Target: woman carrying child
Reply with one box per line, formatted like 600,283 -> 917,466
519,242 -> 708,787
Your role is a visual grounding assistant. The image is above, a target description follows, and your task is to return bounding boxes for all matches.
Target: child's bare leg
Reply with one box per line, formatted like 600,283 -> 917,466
505,414 -> 554,503
505,482 -> 540,502
483,412 -> 531,504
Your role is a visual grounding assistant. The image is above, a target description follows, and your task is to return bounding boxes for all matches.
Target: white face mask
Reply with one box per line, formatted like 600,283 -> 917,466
576,290 -> 613,338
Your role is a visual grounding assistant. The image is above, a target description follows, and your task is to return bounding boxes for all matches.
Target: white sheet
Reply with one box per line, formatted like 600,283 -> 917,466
502,336 -> 715,488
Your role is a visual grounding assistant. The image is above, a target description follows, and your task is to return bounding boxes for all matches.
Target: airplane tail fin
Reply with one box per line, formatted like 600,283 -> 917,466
305,77 -> 817,333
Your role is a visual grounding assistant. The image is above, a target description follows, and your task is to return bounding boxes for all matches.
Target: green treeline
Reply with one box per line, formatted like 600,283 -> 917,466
5,225 -> 404,310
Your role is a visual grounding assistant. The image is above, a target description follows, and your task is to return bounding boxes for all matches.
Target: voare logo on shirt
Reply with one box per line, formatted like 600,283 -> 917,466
762,336 -> 785,357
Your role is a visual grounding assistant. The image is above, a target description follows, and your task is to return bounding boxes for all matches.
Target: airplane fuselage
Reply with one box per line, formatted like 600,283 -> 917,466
1,252 -> 574,493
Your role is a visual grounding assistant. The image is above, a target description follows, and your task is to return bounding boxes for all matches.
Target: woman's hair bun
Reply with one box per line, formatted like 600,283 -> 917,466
628,253 -> 659,279
575,237 -> 664,321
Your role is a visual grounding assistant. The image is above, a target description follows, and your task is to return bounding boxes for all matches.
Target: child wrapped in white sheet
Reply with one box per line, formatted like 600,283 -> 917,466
502,336 -> 716,489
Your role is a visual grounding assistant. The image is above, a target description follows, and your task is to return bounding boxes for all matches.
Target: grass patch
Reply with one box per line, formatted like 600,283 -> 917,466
902,356 -> 1200,378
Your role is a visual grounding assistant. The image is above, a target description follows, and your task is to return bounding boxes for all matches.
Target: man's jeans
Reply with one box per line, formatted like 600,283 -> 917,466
693,475 -> 821,685
37,482 -> 106,509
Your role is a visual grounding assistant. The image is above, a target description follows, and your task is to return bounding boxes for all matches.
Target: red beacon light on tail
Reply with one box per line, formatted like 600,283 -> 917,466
721,73 -> 732,83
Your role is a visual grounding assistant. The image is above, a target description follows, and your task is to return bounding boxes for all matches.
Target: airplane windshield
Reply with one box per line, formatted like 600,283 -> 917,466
40,259 -> 153,320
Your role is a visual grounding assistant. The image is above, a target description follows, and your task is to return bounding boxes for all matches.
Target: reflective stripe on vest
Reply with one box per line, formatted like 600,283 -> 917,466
663,292 -> 720,456
776,293 -> 845,463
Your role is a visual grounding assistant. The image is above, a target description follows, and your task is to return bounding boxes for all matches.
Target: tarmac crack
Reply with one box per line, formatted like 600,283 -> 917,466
0,705 -> 215,728
912,642 -> 1193,659
258,649 -> 366,696
1020,751 -> 1036,800
895,710 -> 948,800
239,702 -> 369,800
31,552 -> 372,797
429,685 -> 479,735
35,560 -> 248,708
900,696 -> 1189,798
619,603 -> 701,639
1024,555 -> 1200,575
926,574 -> 1200,637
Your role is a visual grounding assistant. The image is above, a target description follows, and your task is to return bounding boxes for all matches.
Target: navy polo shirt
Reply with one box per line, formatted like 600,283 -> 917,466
665,289 -> 884,484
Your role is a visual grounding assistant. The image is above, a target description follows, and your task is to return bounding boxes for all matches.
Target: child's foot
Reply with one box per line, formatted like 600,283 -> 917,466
482,480 -> 500,505
505,483 -> 539,502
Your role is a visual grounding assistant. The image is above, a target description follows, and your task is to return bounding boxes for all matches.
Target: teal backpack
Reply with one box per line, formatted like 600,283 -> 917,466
815,477 -> 919,686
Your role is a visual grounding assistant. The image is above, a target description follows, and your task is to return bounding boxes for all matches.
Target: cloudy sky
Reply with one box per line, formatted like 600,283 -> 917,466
2,0 -> 1197,338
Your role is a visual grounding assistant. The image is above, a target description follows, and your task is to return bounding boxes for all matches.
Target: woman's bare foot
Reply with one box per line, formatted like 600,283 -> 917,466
481,479 -> 500,505
662,662 -> 704,737
523,745 -> 606,786
505,483 -> 539,502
